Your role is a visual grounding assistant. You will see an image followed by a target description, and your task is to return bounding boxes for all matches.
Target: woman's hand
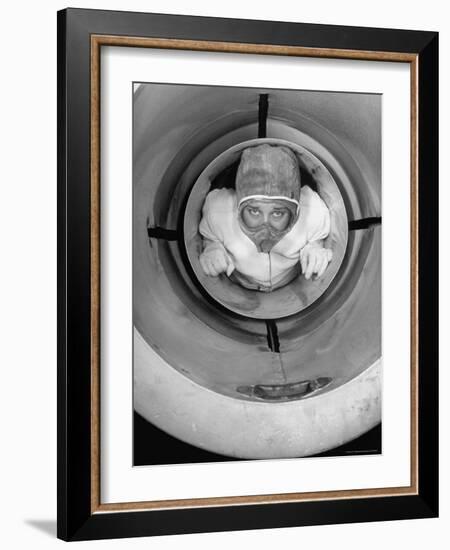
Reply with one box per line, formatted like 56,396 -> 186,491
199,247 -> 235,277
300,243 -> 333,280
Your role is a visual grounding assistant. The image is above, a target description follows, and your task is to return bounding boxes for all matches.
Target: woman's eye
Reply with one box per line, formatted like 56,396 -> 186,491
248,208 -> 260,216
271,210 -> 285,218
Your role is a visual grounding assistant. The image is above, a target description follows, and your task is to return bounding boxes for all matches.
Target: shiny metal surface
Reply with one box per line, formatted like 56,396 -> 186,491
133,83 -> 381,457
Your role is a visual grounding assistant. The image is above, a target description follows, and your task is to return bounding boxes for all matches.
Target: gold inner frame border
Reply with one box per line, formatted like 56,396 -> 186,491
89,34 -> 419,514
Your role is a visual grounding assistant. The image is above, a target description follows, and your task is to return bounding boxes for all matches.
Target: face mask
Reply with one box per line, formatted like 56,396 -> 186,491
238,200 -> 298,253
240,224 -> 283,253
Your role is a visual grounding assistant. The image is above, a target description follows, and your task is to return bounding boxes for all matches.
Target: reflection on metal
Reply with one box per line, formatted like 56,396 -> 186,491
237,377 -> 333,401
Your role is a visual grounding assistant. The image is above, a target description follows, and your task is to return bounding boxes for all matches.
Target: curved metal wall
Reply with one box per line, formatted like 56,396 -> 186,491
133,83 -> 381,458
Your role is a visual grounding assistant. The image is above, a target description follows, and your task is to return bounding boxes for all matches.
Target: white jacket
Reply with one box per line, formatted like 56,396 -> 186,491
199,185 -> 331,288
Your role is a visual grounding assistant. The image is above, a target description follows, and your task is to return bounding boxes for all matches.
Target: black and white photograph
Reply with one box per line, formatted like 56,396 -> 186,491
133,82 -> 382,464
0,0 -> 443,547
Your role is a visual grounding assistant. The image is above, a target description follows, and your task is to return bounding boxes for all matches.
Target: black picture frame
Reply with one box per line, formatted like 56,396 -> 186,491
57,7 -> 438,541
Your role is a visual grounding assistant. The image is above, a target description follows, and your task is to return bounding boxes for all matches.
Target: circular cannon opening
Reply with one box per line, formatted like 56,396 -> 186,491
183,137 -> 348,319
134,84 -> 381,458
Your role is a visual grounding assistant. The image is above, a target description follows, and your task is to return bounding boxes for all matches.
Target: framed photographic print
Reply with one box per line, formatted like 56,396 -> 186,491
57,7 -> 438,541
